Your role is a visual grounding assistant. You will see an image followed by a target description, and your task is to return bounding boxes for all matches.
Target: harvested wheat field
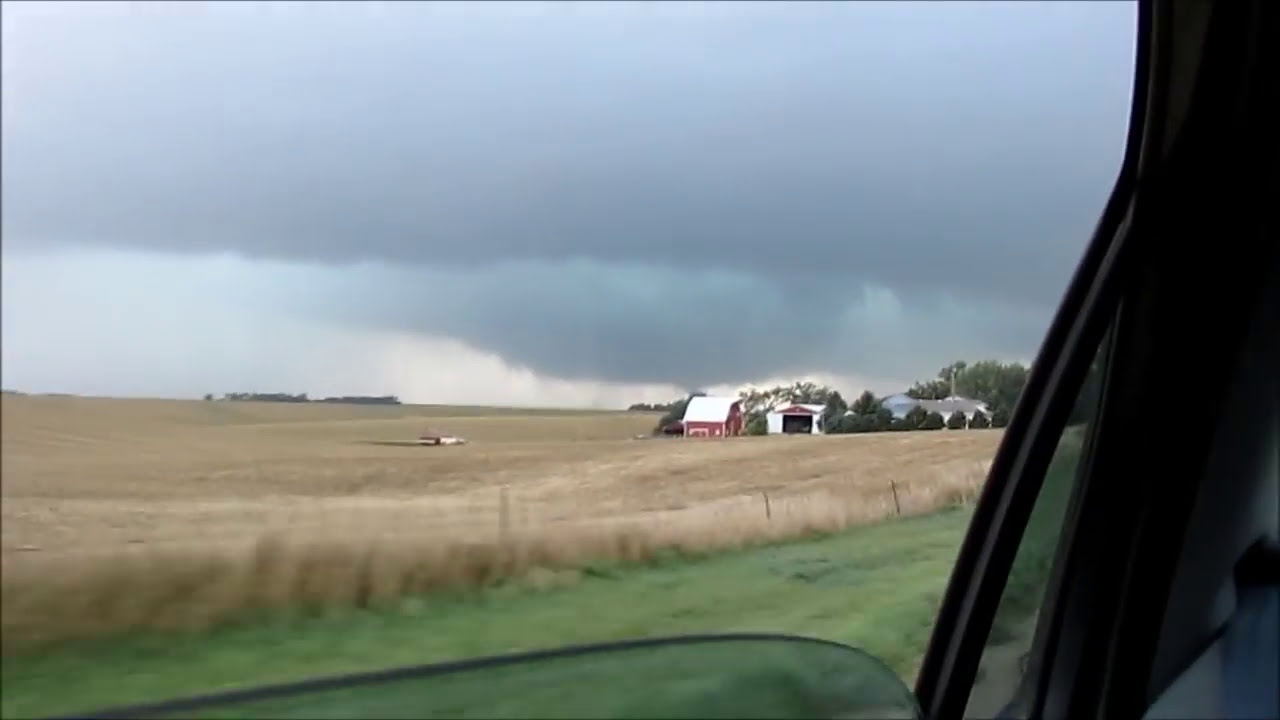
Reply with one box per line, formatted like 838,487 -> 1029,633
1,394 -> 1002,653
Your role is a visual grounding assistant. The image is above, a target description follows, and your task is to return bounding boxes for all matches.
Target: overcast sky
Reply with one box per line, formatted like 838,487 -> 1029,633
1,1 -> 1136,407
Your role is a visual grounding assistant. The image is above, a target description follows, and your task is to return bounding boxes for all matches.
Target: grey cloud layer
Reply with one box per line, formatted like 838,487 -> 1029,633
266,259 -> 1049,388
2,1 -> 1135,386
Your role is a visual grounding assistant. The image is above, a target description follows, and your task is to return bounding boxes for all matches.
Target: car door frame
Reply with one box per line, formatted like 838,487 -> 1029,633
913,0 -> 1280,717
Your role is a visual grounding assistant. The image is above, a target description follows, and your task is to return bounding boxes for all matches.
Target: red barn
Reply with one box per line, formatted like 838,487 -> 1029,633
681,396 -> 744,438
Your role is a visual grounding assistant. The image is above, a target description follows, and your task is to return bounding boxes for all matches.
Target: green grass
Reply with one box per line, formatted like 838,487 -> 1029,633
1,509 -> 971,719
120,639 -> 919,719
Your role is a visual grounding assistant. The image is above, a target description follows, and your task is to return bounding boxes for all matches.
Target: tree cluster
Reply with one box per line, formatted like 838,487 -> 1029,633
637,359 -> 1031,437
819,390 -> 894,434
736,381 -> 845,416
647,392 -> 707,434
905,360 -> 1030,420
739,382 -> 847,436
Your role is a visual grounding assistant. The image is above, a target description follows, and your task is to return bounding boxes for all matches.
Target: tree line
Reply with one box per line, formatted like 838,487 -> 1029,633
634,360 -> 1032,435
210,392 -> 402,406
626,401 -> 678,412
748,388 -> 1008,436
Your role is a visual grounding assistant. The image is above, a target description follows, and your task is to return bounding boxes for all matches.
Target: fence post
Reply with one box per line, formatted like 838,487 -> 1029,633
763,491 -> 772,521
499,486 -> 511,544
889,479 -> 902,517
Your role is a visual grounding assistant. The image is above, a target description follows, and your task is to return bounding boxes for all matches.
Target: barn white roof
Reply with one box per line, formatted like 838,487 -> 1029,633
770,403 -> 825,415
682,396 -> 739,423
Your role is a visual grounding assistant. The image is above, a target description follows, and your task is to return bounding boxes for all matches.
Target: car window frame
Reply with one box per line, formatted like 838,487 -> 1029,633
912,0 -> 1156,714
915,1 -> 1280,717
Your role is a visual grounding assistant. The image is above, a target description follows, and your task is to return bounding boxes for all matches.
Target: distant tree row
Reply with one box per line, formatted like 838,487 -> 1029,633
316,395 -> 403,406
627,401 -> 679,412
217,392 -> 311,403
740,389 -> 1007,436
632,361 -> 1032,437
209,392 -> 402,406
822,391 -> 1007,434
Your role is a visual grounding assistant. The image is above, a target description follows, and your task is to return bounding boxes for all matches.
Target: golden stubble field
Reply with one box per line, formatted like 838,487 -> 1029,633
1,394 -> 1003,653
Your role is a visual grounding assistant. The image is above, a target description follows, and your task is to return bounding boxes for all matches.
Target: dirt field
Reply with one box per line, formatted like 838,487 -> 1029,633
1,394 -> 1003,652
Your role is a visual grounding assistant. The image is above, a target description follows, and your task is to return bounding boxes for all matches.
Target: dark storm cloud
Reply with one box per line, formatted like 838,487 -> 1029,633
260,258 -> 1051,388
2,1 -> 1136,385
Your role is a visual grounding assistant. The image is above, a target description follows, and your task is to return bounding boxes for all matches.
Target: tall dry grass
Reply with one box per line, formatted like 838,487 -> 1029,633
0,461 -> 988,656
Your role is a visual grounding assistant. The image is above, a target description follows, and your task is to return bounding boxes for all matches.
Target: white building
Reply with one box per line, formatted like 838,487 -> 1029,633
766,403 -> 828,435
881,395 -> 992,424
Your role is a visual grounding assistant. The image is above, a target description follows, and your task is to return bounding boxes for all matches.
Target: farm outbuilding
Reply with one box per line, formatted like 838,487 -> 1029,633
880,395 -> 991,425
767,403 -> 827,435
681,396 -> 744,438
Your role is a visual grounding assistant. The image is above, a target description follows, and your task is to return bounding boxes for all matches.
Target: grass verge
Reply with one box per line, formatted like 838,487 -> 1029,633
1,508 -> 972,719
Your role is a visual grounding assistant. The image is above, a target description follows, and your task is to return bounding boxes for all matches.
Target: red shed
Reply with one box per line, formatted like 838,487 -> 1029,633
681,396 -> 744,438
